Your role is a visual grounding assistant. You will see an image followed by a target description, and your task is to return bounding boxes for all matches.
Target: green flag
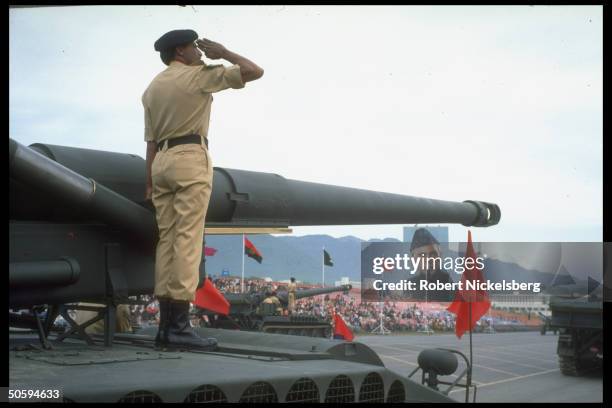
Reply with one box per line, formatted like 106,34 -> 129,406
323,249 -> 334,267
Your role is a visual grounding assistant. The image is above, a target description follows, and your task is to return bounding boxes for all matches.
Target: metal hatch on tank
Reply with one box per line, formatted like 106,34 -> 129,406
9,138 -> 500,402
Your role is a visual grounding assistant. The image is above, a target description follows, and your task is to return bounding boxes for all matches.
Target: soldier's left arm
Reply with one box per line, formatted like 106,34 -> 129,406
196,39 -> 264,83
220,49 -> 264,83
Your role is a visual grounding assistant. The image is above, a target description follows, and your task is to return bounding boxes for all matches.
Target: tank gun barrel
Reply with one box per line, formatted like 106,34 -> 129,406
278,284 -> 353,303
10,139 -> 500,232
9,258 -> 80,288
210,285 -> 352,312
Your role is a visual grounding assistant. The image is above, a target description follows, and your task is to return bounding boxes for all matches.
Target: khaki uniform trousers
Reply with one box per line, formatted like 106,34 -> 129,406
287,282 -> 297,313
152,142 -> 213,302
288,293 -> 296,312
73,303 -> 132,334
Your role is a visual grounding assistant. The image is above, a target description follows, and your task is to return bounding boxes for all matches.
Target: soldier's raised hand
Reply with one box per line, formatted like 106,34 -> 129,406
196,38 -> 227,60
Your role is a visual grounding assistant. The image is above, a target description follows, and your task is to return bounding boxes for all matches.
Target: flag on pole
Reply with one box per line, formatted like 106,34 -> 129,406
204,246 -> 218,257
194,278 -> 230,315
244,236 -> 263,263
333,313 -> 354,341
446,230 -> 491,339
323,249 -> 334,267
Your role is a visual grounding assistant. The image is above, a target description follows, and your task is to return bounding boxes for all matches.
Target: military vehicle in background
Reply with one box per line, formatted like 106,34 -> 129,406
199,284 -> 352,337
548,283 -> 603,376
537,311 -> 557,336
9,138 -> 500,402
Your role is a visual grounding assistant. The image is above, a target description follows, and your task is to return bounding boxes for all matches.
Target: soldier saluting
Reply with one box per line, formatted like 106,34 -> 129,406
142,29 -> 263,351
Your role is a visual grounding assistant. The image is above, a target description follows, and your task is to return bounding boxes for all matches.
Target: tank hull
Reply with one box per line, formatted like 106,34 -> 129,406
9,328 -> 453,403
550,298 -> 603,376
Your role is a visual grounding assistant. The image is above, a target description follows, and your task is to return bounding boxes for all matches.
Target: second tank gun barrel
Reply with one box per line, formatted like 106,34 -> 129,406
215,284 -> 354,314
276,284 -> 353,304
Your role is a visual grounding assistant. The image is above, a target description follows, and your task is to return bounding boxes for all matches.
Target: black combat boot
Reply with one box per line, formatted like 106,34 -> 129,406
154,298 -> 170,350
165,300 -> 218,351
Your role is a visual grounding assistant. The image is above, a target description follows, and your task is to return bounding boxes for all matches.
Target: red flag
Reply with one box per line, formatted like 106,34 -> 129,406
194,279 -> 230,315
446,230 -> 491,339
244,236 -> 263,263
333,313 -> 354,341
204,246 -> 217,256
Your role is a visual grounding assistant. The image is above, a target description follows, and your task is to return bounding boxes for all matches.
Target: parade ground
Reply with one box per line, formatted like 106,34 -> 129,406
356,331 -> 603,403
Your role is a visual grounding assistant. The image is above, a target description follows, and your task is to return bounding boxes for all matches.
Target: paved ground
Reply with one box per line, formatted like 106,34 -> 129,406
356,331 -> 602,403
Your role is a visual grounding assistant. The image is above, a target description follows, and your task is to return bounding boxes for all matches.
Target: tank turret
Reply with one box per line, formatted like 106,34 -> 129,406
198,285 -> 353,337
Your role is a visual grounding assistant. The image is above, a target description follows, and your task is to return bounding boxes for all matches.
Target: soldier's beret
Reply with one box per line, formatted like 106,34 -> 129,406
410,228 -> 440,252
154,29 -> 198,52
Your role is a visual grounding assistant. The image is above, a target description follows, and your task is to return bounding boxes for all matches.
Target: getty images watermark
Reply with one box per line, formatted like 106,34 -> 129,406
361,241 -> 605,303
371,253 -> 541,293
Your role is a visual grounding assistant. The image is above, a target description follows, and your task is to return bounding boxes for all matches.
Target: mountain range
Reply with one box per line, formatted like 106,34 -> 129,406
203,234 -> 580,291
203,234 -> 399,285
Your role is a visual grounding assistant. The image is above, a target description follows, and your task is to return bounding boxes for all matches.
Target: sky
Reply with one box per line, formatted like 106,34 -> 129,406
9,5 -> 603,243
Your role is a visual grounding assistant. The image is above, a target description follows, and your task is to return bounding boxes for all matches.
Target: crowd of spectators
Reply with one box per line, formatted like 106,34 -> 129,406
54,278 -> 529,334
294,294 -> 460,333
210,277 -> 281,294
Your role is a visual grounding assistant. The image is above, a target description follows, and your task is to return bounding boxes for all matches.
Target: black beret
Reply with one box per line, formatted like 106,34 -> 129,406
154,29 -> 198,52
410,228 -> 440,252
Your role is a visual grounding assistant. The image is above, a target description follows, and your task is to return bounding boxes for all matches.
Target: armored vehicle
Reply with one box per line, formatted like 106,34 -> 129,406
199,284 -> 352,337
9,138 -> 499,402
549,284 -> 603,376
537,311 -> 557,336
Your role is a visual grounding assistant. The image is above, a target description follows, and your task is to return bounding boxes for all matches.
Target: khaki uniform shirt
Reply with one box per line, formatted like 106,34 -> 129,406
142,61 -> 244,144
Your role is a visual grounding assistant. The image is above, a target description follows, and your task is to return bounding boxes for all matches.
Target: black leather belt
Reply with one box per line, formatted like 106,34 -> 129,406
157,134 -> 208,152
